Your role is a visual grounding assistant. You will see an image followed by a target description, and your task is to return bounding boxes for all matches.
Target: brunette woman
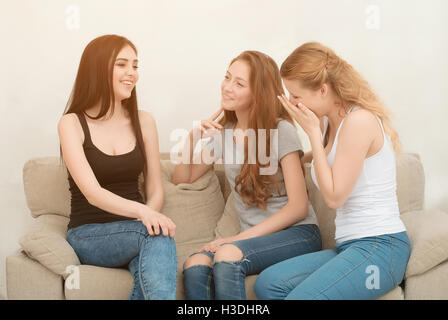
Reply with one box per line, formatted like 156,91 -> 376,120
59,35 -> 177,300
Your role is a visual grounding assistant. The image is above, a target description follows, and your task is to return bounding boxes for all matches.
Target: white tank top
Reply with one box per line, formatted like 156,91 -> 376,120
311,106 -> 406,243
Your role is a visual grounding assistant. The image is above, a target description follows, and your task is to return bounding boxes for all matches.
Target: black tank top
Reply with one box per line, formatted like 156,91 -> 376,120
67,112 -> 145,230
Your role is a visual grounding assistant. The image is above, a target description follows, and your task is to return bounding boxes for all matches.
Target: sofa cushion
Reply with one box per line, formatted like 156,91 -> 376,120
159,160 -> 225,245
214,192 -> 241,239
23,157 -> 71,218
6,251 -> 65,300
19,214 -> 80,279
304,164 -> 336,250
395,153 -> 425,213
401,209 -> 448,278
404,261 -> 448,300
65,265 -> 133,300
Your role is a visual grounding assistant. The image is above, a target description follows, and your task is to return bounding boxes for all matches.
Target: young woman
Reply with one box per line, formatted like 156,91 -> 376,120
254,42 -> 411,300
59,35 -> 177,300
172,50 -> 321,300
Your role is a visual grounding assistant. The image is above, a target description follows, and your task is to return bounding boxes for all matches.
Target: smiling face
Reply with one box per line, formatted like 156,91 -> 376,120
112,45 -> 139,102
220,60 -> 252,112
283,78 -> 329,118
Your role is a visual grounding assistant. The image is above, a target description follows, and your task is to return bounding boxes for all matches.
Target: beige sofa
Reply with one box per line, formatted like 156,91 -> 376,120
6,152 -> 448,300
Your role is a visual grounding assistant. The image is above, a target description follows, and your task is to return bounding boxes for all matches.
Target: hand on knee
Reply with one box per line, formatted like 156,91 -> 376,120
214,244 -> 243,263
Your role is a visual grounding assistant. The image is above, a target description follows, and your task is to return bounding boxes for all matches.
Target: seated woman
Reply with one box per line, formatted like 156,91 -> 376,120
255,42 -> 410,300
172,50 -> 321,300
58,34 -> 177,300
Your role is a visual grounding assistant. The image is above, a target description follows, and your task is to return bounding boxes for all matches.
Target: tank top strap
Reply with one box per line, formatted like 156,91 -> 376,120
75,112 -> 94,147
375,115 -> 386,134
332,105 -> 361,146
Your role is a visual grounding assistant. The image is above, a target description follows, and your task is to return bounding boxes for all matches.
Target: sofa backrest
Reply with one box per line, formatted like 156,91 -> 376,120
23,153 -> 424,249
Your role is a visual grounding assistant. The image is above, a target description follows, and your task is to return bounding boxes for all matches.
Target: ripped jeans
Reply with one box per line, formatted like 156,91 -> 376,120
183,224 -> 321,300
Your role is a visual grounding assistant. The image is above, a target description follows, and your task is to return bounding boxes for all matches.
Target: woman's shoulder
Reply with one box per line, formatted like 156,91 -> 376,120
341,107 -> 380,142
138,109 -> 155,123
275,118 -> 303,153
138,109 -> 157,130
344,107 -> 378,131
137,109 -> 161,145
57,113 -> 84,142
276,118 -> 296,132
348,106 -> 376,119
58,113 -> 81,132
59,112 -> 77,124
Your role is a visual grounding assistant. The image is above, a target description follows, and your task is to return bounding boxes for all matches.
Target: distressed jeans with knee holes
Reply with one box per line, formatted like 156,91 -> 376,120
183,224 -> 321,300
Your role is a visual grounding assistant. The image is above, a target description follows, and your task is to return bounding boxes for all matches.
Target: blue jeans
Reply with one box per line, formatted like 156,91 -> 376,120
183,224 -> 321,300
254,231 -> 410,300
66,220 -> 177,300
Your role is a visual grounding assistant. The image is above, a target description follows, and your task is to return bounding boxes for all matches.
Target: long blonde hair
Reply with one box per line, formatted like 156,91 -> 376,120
280,42 -> 401,153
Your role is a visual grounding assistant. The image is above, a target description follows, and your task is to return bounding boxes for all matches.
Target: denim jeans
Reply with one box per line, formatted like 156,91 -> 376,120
66,220 -> 177,300
254,231 -> 410,300
183,224 -> 321,300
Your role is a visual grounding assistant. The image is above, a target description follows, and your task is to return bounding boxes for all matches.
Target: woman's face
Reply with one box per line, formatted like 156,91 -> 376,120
112,45 -> 139,101
283,79 -> 327,118
220,60 -> 252,112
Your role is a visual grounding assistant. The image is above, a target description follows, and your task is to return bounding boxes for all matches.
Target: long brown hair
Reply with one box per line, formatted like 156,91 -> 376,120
280,42 -> 401,153
62,34 -> 147,180
219,51 -> 292,210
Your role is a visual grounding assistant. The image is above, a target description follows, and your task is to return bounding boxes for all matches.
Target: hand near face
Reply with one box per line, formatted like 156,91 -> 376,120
192,107 -> 224,139
277,94 -> 321,137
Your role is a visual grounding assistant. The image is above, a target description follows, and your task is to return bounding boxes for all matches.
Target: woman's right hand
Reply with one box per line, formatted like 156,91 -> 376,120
139,208 -> 176,238
172,107 -> 224,185
192,107 -> 224,139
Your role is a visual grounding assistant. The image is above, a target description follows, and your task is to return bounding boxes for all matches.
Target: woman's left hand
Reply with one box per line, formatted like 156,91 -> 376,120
201,237 -> 236,253
277,94 -> 321,137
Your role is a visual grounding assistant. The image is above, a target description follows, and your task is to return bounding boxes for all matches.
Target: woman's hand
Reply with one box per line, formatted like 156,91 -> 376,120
277,94 -> 321,138
192,107 -> 224,139
200,236 -> 236,253
139,208 -> 176,238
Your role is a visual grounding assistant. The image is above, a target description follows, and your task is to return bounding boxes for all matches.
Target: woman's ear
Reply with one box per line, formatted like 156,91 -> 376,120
320,83 -> 328,98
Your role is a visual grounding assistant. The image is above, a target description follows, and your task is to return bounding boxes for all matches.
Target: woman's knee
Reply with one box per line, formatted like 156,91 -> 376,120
183,253 -> 213,270
183,243 -> 243,271
254,267 -> 283,300
214,244 -> 243,263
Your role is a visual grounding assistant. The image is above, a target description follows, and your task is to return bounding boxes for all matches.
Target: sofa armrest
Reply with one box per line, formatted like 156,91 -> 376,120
401,209 -> 448,278
6,250 -> 65,300
19,214 -> 80,279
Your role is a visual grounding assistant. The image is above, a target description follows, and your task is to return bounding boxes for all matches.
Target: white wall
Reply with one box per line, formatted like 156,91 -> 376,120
1,0 -> 447,299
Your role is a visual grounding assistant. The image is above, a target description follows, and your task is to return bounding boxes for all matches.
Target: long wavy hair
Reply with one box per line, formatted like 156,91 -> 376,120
219,51 -> 293,210
62,34 -> 147,180
280,42 -> 401,153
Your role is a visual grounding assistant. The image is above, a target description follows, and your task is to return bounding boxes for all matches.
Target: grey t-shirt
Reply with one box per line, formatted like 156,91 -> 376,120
203,119 -> 318,231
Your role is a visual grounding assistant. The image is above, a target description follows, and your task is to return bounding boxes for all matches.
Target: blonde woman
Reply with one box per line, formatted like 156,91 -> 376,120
254,42 -> 410,300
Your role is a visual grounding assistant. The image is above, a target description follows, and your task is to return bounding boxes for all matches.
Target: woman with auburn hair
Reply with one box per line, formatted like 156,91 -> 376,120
172,50 -> 321,300
59,35 -> 177,300
255,42 -> 410,300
